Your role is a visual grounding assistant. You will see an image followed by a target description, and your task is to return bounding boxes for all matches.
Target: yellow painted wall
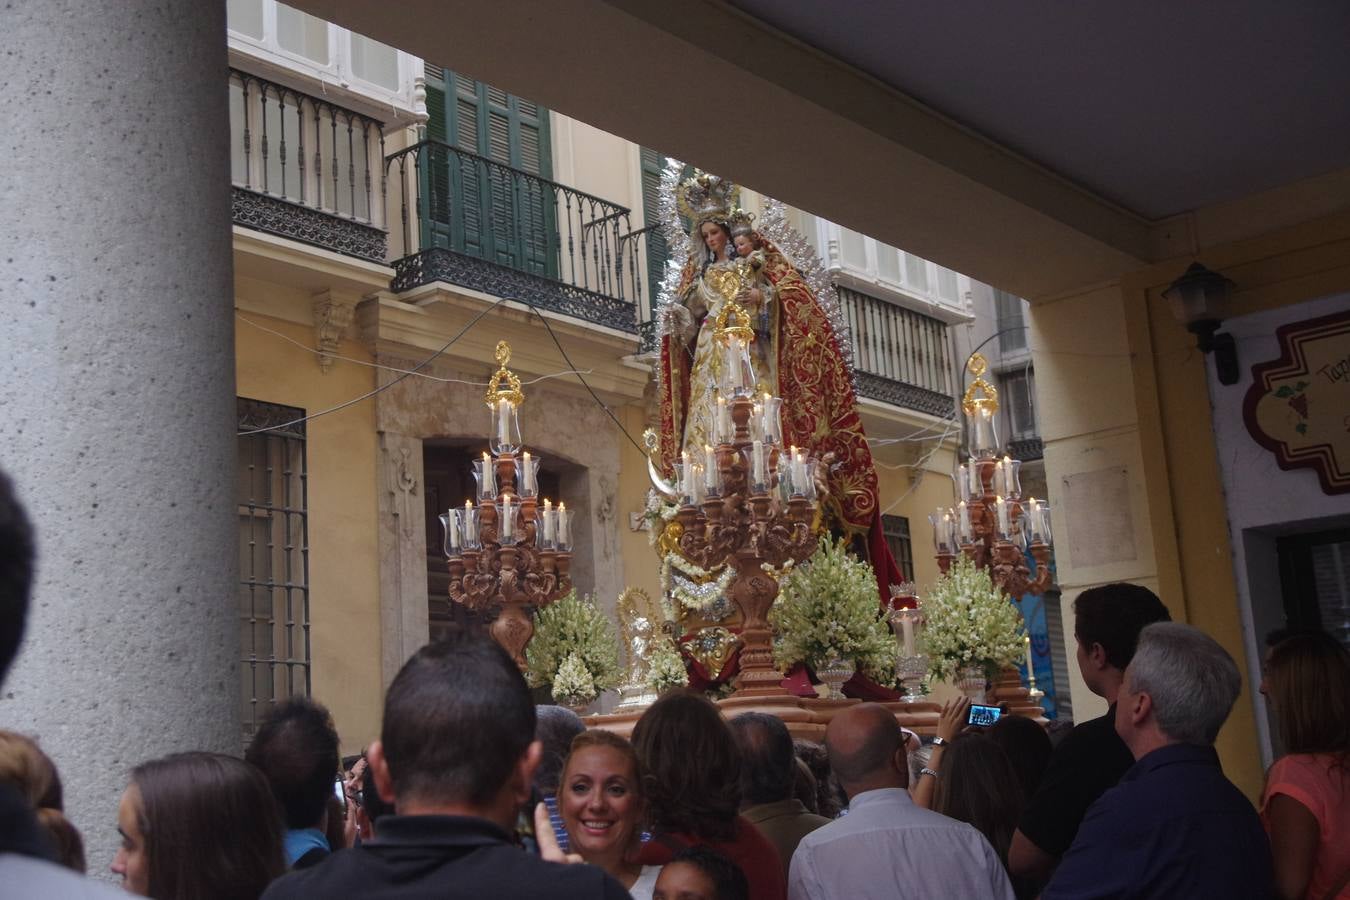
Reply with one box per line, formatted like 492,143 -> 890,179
1033,210 -> 1350,801
617,404 -> 665,605
874,448 -> 959,596
235,309 -> 384,754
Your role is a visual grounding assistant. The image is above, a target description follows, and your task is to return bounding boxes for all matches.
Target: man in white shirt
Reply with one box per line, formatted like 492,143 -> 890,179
788,703 -> 1015,900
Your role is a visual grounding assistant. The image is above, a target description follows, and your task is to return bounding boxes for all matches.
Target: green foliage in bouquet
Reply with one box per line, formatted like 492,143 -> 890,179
922,555 -> 1025,682
644,637 -> 689,696
769,536 -> 896,685
526,589 -> 621,704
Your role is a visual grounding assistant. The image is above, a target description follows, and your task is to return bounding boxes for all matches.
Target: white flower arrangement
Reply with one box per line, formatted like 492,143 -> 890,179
526,589 -> 621,705
921,555 -> 1025,682
644,490 -> 680,547
551,653 -> 596,705
644,638 -> 689,695
769,537 -> 896,685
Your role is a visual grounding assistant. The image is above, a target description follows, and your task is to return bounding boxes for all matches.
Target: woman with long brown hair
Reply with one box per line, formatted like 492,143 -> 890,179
1261,631 -> 1350,900
111,752 -> 285,899
632,692 -> 783,900
931,733 -> 1032,898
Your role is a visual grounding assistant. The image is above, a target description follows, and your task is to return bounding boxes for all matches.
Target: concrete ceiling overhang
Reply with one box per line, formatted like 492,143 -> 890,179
284,0 -> 1350,298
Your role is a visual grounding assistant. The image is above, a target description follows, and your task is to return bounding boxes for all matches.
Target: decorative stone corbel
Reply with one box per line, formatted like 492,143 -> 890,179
311,289 -> 358,373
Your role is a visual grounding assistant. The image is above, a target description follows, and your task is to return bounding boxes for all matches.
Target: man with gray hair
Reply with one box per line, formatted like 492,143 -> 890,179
1042,623 -> 1273,898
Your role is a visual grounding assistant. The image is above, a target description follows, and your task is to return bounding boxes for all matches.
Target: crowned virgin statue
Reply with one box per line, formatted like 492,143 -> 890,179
654,171 -> 905,601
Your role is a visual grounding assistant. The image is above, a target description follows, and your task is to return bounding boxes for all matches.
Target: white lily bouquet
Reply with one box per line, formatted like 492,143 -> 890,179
644,637 -> 690,696
526,589 -> 621,706
769,537 -> 896,685
922,555 -> 1025,682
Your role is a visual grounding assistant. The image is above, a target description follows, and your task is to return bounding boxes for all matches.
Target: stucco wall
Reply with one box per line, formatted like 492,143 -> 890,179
235,309 -> 384,754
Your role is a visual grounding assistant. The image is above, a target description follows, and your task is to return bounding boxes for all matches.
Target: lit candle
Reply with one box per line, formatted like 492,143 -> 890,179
497,398 -> 512,447
501,499 -> 514,540
750,399 -> 763,441
481,451 -> 495,497
521,451 -> 534,494
996,495 -> 1011,535
681,450 -> 693,499
969,461 -> 983,498
752,439 -> 765,485
958,500 -> 971,542
993,458 -> 1007,497
558,502 -> 569,545
958,464 -> 970,500
1026,497 -> 1040,540
704,444 -> 717,490
464,500 -> 475,544
1003,455 -> 1016,498
690,465 -> 705,504
1024,634 -> 1034,678
901,613 -> 915,658
542,498 -> 555,542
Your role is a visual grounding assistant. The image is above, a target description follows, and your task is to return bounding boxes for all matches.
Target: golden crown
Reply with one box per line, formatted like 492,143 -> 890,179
676,171 -> 740,225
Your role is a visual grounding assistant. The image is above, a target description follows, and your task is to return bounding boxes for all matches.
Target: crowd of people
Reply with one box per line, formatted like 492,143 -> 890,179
2,473 -> 1350,899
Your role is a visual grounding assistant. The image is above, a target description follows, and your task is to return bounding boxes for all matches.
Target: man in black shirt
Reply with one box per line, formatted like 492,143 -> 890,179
1007,582 -> 1170,885
261,635 -> 629,900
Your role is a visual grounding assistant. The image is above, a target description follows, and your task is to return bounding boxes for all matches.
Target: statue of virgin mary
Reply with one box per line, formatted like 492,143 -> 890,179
654,170 -> 905,595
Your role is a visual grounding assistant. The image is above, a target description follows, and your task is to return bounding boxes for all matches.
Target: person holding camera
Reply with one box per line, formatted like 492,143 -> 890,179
788,703 -> 1014,900
260,634 -> 629,900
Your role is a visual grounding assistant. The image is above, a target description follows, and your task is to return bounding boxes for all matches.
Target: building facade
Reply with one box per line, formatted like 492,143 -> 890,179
225,2 -> 999,751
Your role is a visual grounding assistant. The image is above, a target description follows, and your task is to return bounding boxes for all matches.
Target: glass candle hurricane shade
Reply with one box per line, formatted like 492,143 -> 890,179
968,406 -> 999,459
516,452 -> 539,498
496,496 -> 521,545
490,398 -> 521,455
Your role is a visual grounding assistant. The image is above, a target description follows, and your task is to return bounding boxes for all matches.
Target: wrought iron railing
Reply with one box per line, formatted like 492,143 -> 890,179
1008,436 -> 1044,461
838,286 -> 957,418
384,139 -> 646,333
227,69 -> 388,263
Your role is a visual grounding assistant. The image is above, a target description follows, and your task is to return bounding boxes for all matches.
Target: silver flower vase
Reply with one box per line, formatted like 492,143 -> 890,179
956,665 -> 987,703
817,656 -> 855,700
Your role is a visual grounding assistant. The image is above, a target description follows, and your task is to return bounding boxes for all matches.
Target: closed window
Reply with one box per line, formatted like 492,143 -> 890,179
237,398 -> 311,748
1001,368 -> 1037,439
881,515 -> 915,582
995,289 -> 1027,353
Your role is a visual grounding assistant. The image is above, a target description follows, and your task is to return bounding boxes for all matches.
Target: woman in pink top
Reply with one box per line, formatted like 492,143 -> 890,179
1261,631 -> 1350,900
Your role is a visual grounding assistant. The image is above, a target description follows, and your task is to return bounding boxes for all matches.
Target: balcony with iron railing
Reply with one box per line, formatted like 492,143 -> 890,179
837,286 -> 957,419
384,140 -> 649,335
228,68 -> 388,263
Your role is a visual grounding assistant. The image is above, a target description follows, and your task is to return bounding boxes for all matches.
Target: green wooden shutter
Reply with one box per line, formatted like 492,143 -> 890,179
421,67 -> 453,251
639,149 -> 669,312
419,68 -> 554,277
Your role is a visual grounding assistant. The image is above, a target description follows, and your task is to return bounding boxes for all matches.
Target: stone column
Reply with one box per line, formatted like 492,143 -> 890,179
0,0 -> 237,873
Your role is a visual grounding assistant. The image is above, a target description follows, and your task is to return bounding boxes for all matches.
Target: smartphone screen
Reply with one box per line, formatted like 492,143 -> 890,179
967,704 -> 1003,727
333,776 -> 347,813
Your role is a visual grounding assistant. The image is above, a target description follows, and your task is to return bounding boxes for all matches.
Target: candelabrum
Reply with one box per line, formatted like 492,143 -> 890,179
931,354 -> 1054,598
665,302 -> 820,697
887,583 -> 928,702
438,341 -> 574,671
